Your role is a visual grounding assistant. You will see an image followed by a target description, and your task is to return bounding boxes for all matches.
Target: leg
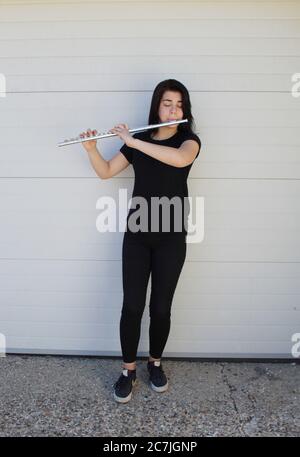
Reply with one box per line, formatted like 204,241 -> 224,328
120,233 -> 151,368
149,356 -> 161,362
148,236 -> 187,359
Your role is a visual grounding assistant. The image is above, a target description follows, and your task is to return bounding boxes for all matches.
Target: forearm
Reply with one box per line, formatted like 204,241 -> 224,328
86,147 -> 109,179
132,139 -> 182,167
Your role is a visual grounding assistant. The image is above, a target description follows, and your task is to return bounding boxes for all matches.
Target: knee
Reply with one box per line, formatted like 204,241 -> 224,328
121,303 -> 143,321
149,306 -> 171,320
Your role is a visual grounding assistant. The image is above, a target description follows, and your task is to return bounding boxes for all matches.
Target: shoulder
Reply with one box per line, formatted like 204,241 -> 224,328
180,130 -> 201,147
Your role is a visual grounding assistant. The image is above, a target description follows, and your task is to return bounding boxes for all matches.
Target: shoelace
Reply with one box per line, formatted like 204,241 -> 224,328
148,363 -> 165,382
114,373 -> 134,390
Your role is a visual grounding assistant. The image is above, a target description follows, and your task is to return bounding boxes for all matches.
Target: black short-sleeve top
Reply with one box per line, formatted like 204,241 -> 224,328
120,128 -> 201,237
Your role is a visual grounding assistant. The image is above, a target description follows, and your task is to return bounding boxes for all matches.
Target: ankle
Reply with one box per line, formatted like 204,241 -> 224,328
148,356 -> 161,362
123,363 -> 136,371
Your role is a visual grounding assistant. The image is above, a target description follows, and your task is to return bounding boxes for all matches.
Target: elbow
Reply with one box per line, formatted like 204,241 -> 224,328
97,164 -> 111,180
176,153 -> 190,168
177,159 -> 190,168
95,170 -> 109,180
178,155 -> 196,168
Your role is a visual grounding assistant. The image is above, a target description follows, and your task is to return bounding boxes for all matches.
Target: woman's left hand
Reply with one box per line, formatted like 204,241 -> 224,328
108,123 -> 136,148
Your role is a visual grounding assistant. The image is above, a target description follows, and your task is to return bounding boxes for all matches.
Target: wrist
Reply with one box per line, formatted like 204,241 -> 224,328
87,145 -> 98,154
128,138 -> 139,149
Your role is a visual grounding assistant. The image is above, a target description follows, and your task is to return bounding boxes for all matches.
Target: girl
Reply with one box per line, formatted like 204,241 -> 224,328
80,79 -> 201,403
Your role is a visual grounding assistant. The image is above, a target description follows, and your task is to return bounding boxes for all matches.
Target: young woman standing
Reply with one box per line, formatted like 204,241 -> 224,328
80,79 -> 201,403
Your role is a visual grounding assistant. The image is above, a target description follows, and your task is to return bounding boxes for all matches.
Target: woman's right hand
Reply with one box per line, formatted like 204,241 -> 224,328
79,128 -> 98,153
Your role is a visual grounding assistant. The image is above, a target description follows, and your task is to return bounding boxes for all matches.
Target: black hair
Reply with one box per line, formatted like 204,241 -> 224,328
148,79 -> 197,136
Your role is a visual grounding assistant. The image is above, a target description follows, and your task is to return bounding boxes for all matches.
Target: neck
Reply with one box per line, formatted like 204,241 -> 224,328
151,126 -> 178,140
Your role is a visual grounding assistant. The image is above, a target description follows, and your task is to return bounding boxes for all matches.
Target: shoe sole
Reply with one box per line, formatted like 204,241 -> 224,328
149,380 -> 169,393
113,379 -> 137,403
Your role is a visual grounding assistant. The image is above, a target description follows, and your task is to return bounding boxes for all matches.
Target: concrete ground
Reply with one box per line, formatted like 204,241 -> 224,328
0,354 -> 299,437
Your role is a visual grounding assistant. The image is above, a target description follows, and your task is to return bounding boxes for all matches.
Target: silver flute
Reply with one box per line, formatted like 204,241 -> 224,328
57,118 -> 188,147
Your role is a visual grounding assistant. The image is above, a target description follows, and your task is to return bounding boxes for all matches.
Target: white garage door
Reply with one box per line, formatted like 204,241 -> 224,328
0,0 -> 299,359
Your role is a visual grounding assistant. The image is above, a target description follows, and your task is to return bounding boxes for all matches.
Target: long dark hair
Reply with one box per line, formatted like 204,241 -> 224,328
148,79 -> 197,136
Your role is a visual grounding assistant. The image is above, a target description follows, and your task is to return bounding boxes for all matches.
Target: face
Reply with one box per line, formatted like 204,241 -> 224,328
158,90 -> 184,127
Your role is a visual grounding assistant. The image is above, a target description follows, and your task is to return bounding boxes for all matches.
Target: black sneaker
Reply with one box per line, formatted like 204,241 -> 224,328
113,368 -> 137,403
147,360 -> 169,392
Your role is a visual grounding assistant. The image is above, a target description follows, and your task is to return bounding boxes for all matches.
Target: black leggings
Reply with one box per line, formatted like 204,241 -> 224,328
120,231 -> 187,363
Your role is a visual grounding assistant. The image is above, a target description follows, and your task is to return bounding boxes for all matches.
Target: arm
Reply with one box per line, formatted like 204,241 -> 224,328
87,147 -> 130,179
86,146 -> 110,179
131,138 -> 199,168
80,127 -> 130,179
